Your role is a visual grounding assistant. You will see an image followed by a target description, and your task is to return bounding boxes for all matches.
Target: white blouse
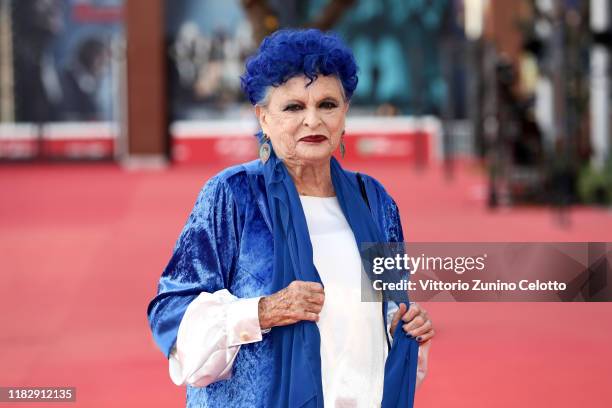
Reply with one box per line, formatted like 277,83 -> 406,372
300,195 -> 386,407
168,196 -> 430,403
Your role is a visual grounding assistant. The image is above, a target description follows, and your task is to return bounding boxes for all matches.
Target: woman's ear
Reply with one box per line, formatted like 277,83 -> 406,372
255,105 -> 268,135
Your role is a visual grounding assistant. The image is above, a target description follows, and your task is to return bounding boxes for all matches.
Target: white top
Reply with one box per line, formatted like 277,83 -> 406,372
300,195 -> 386,407
168,197 -> 430,401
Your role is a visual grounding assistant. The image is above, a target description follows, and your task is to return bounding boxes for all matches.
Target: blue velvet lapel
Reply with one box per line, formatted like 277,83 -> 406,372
261,153 -> 418,407
262,152 -> 323,407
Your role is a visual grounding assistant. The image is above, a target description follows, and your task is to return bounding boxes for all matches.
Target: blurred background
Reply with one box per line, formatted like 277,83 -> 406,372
1,0 -> 611,407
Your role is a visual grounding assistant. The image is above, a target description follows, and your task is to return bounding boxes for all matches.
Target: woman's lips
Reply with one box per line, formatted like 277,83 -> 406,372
299,135 -> 327,143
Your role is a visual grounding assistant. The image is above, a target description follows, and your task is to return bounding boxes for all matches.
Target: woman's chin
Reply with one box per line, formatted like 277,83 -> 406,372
294,144 -> 335,162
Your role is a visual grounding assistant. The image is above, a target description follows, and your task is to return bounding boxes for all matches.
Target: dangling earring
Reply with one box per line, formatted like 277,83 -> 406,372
340,130 -> 346,159
259,133 -> 271,164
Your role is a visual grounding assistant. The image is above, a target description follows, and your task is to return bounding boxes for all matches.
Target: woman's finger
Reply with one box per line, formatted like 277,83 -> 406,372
301,281 -> 325,293
402,315 -> 425,333
401,302 -> 421,323
302,311 -> 320,322
414,329 -> 435,343
389,303 -> 407,337
405,319 -> 432,338
305,301 -> 324,314
306,292 -> 325,305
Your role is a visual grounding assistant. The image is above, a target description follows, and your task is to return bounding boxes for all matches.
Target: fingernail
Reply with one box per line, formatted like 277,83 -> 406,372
416,336 -> 422,342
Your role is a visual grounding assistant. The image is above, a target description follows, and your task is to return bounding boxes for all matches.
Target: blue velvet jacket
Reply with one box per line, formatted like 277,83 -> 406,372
147,159 -> 405,408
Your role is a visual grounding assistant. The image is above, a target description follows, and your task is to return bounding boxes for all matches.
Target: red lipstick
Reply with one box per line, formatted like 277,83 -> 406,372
299,135 -> 327,143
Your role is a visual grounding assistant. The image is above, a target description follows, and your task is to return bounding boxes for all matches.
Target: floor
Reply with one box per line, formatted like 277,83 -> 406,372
1,161 -> 611,407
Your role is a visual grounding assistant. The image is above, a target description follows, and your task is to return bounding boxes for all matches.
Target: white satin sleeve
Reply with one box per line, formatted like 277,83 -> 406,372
387,303 -> 431,389
168,289 -> 266,387
416,340 -> 431,388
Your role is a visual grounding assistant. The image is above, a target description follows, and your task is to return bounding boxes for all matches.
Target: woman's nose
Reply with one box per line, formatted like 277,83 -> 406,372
303,107 -> 322,128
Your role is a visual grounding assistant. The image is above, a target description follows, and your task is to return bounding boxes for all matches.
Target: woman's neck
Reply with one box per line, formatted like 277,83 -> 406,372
284,159 -> 335,197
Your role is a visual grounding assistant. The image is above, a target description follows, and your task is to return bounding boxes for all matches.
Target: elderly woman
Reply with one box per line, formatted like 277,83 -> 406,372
147,29 -> 434,407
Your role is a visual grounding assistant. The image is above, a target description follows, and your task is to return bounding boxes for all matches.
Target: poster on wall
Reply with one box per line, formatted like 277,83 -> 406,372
11,0 -> 123,123
164,0 -> 450,165
165,0 -> 453,121
0,0 -> 123,160
165,0 -> 255,121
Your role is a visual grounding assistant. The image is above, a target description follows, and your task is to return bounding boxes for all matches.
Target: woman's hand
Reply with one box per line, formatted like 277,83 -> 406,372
389,302 -> 434,343
258,280 -> 325,330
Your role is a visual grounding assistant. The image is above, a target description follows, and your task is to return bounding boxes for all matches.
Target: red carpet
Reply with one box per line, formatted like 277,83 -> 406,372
1,161 -> 611,407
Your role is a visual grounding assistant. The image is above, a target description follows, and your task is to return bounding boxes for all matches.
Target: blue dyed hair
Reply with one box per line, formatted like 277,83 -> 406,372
240,29 -> 358,106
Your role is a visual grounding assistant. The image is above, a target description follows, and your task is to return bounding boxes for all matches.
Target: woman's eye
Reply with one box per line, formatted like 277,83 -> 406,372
320,101 -> 338,109
283,104 -> 303,112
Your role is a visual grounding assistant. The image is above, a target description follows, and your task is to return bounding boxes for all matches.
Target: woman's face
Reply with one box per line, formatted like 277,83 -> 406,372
256,75 -> 349,165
